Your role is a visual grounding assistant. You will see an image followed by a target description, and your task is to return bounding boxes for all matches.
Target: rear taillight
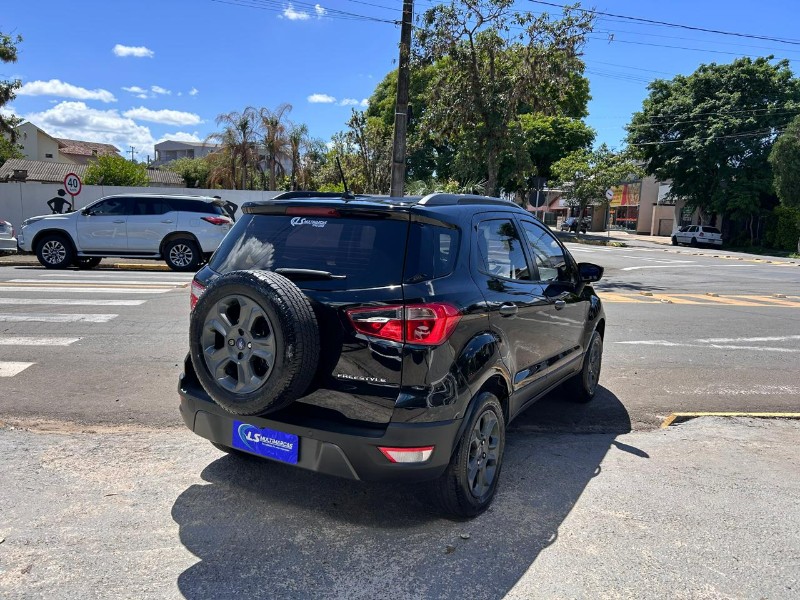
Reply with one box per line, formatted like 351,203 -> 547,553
346,303 -> 461,346
378,446 -> 435,463
190,280 -> 206,311
699,232 -> 704,237
201,216 -> 232,226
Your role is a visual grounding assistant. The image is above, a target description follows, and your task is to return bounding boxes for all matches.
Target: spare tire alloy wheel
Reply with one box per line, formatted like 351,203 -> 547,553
189,270 -> 320,416
37,235 -> 73,269
166,239 -> 200,271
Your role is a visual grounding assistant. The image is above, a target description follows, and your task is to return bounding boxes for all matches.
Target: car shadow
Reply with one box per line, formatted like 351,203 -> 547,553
172,386 -> 632,599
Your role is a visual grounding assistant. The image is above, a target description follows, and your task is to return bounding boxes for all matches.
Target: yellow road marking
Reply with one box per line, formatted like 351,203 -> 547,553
661,412 -> 800,428
732,295 -> 800,307
602,293 -> 800,307
680,294 -> 772,307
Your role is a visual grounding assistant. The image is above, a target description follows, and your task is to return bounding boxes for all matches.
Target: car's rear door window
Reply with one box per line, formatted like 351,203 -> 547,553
476,219 -> 531,280
210,213 -> 409,289
702,227 -> 721,234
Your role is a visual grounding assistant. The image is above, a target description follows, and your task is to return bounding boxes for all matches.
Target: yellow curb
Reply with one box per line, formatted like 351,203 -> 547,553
108,263 -> 172,271
661,412 -> 800,428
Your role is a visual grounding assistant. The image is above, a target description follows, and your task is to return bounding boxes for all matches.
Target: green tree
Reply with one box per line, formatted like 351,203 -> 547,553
84,155 -> 149,186
287,123 -> 309,190
550,145 -> 642,228
627,57 -> 800,226
165,157 -> 210,188
769,115 -> 800,251
416,0 -> 594,194
0,31 -> 22,140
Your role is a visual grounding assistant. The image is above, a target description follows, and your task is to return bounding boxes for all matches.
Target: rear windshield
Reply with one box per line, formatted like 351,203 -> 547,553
209,213 -> 409,289
702,227 -> 721,234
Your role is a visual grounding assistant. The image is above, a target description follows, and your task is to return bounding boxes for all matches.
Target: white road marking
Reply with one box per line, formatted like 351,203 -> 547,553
615,340 -> 799,353
696,335 -> 800,343
621,264 -> 758,271
0,286 -> 169,294
0,336 -> 80,346
663,385 -> 800,396
9,279 -> 187,286
0,298 -> 145,306
0,313 -> 118,323
42,273 -> 193,279
0,361 -> 35,377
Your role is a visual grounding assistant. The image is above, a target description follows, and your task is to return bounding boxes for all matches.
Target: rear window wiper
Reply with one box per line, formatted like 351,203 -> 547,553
274,268 -> 347,280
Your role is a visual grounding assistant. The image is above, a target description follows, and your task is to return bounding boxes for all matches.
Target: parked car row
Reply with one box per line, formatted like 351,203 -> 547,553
0,219 -> 16,255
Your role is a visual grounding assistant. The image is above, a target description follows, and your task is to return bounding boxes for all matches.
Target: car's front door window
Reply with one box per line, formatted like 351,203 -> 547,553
519,220 -> 576,284
89,198 -> 128,216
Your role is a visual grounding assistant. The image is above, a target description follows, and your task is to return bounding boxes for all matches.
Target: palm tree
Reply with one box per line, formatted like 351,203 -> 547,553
206,108 -> 259,189
288,123 -> 309,190
258,104 -> 293,190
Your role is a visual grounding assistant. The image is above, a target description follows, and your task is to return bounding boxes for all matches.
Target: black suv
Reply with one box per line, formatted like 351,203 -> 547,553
179,192 -> 605,517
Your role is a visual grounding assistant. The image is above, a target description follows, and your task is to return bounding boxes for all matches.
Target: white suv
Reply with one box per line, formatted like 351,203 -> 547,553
17,194 -> 233,271
671,225 -> 723,248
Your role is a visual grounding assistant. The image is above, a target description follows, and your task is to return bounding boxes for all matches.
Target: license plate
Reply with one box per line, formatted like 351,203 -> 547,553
231,421 -> 299,464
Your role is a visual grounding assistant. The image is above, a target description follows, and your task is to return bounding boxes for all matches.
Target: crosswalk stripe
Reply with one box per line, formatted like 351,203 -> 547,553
42,273 -> 194,279
0,298 -> 145,306
9,279 -> 188,286
0,336 -> 80,346
0,361 -> 35,377
0,286 -> 170,294
0,313 -> 118,323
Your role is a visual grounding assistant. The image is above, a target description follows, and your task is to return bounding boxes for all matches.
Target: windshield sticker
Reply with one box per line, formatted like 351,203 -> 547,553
290,217 -> 327,228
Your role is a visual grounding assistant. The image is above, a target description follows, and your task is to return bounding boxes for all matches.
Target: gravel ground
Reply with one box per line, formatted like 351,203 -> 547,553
0,417 -> 798,599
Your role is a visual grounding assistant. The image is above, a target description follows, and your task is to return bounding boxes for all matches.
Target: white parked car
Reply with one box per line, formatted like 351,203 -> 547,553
17,194 -> 233,271
0,219 -> 17,255
671,225 -> 723,247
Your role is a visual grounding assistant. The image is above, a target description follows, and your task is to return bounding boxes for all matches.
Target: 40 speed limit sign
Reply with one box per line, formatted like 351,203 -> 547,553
63,172 -> 82,197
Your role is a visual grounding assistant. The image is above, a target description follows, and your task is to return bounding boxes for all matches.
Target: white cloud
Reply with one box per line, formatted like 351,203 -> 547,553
340,98 -> 359,106
136,93 -> 148,99
282,4 -> 310,20
18,79 -> 117,103
189,88 -> 199,96
156,131 -> 203,144
151,85 -> 171,95
360,98 -> 369,107
123,107 -> 202,126
23,101 -> 154,160
308,93 -> 336,104
122,86 -> 147,94
315,4 -> 326,18
113,44 -> 154,58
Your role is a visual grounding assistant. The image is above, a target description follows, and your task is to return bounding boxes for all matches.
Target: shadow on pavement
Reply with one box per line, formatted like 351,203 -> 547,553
172,387 -> 632,599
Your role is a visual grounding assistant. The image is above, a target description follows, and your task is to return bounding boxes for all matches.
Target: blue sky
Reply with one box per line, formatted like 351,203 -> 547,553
4,0 -> 800,162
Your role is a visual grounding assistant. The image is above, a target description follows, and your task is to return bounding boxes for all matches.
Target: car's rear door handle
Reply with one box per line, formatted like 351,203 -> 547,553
499,303 -> 518,317
113,219 -> 125,223
161,219 -> 173,223
553,300 -> 566,310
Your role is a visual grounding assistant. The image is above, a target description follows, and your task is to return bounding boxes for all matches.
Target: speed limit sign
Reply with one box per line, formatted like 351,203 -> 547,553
64,172 -> 82,197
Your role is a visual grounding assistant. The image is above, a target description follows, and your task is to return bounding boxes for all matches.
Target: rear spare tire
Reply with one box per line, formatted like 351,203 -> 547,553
189,270 -> 320,416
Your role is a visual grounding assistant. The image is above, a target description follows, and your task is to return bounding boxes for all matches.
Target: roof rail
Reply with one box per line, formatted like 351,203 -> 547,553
417,193 -> 517,207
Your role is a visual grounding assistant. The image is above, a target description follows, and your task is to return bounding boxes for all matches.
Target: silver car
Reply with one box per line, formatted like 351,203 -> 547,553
0,219 -> 17,255
16,194 -> 233,271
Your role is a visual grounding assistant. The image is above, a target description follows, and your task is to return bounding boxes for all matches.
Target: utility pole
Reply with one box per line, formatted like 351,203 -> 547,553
129,146 -> 136,162
390,0 -> 413,198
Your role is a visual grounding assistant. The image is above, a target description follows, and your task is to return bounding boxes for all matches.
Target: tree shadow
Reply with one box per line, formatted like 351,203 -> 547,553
172,386 -> 632,599
595,281 -> 670,293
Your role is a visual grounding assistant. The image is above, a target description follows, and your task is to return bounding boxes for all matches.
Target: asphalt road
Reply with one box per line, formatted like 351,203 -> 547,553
1,242 -> 798,431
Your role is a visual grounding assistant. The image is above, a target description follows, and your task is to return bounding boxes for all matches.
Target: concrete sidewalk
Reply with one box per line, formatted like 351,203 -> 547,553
0,416 -> 797,599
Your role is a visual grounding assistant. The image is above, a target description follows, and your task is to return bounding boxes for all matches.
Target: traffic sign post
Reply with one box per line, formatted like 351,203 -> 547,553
64,172 -> 82,198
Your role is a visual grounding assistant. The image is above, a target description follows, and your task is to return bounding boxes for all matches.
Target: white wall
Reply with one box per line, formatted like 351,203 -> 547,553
0,183 -> 282,231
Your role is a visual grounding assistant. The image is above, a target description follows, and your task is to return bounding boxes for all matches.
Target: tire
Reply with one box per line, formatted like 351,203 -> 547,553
431,392 -> 505,518
164,238 -> 201,272
189,270 -> 320,416
563,330 -> 603,403
74,257 -> 102,270
36,234 -> 74,269
690,237 -> 699,248
671,236 -> 678,246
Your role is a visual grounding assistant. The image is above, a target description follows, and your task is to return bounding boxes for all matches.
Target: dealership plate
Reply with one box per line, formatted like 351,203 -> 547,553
231,421 -> 299,464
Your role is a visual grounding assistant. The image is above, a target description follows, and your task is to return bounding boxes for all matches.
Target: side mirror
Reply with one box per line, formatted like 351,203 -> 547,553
578,262 -> 604,282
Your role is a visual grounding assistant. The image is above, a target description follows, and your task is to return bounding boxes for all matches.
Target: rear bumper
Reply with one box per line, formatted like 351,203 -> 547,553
179,378 -> 462,482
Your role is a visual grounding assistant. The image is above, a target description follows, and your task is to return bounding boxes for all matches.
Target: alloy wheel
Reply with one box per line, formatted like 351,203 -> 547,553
169,243 -> 194,268
466,410 -> 500,498
42,240 -> 66,265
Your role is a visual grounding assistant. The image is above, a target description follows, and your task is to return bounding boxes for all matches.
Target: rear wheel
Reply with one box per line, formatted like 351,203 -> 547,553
671,236 -> 678,246
74,257 -> 102,269
563,330 -> 603,403
690,237 -> 699,247
36,234 -> 74,269
431,392 -> 505,518
165,238 -> 201,272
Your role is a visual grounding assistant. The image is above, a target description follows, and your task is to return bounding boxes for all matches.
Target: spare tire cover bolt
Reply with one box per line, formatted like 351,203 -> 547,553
248,342 -> 252,349
228,339 -> 235,346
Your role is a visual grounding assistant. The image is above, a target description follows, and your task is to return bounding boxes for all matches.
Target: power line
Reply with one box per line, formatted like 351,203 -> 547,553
627,129 -> 784,146
586,35 -> 800,62
210,0 -> 398,24
527,1 -> 800,46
